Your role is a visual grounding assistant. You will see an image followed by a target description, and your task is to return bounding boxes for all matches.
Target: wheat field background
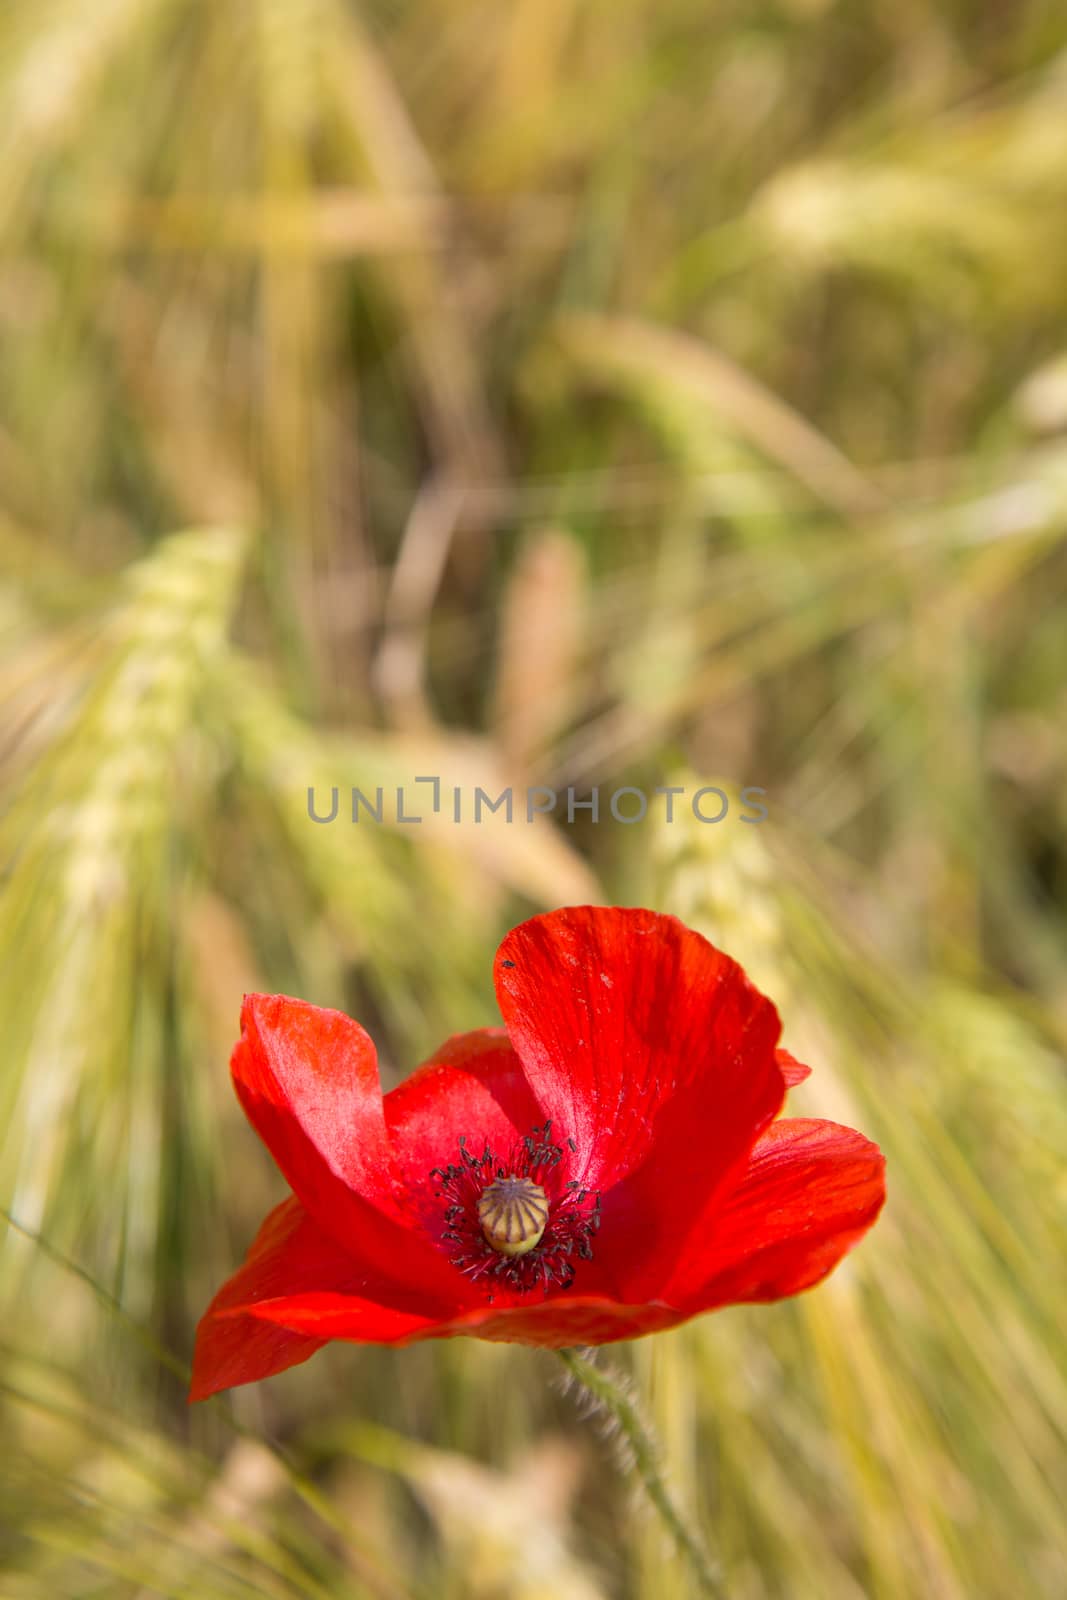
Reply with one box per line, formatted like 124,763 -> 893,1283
1,2 -> 1066,1596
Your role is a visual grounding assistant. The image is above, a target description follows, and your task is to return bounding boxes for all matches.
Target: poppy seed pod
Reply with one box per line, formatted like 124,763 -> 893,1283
477,1177 -> 549,1256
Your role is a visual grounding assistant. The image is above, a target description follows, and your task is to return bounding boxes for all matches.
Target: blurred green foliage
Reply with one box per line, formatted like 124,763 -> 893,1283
2,1 -> 1066,1596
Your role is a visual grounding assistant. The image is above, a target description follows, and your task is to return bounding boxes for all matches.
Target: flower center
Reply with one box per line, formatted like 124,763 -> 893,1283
429,1121 -> 600,1299
477,1175 -> 549,1257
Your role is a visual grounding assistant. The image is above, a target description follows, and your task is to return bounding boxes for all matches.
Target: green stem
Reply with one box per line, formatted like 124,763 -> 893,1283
556,1347 -> 726,1598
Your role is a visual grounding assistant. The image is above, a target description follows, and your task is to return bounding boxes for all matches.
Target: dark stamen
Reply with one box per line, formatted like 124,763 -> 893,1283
428,1120 -> 599,1296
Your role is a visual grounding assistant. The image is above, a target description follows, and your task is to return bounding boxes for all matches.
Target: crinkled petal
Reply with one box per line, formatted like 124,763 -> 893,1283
230,995 -> 471,1302
665,1118 -> 886,1310
495,904 -> 785,1205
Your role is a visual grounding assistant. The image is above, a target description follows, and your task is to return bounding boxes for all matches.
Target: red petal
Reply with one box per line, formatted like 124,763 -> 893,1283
190,1199 -> 331,1400
230,995 -> 472,1303
190,1196 -> 464,1399
665,1118 -> 886,1310
495,906 -> 784,1196
443,1294 -> 681,1346
241,1293 -> 465,1343
233,994 -> 397,1211
385,1029 -> 541,1180
384,1029 -> 544,1230
777,1048 -> 812,1088
247,1288 -> 681,1348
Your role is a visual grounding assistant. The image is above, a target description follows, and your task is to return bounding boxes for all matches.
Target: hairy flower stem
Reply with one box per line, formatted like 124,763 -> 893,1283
556,1347 -> 726,1598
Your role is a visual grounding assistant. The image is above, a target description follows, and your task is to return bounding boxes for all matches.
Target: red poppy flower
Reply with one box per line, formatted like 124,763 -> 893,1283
190,906 -> 885,1400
